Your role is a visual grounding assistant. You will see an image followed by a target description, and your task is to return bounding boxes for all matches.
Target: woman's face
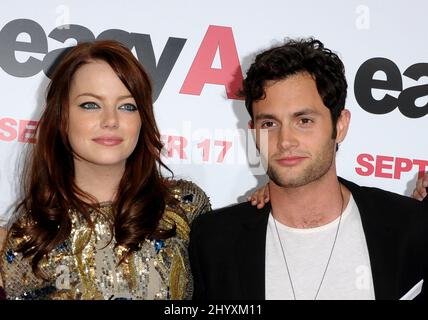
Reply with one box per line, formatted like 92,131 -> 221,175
67,60 -> 142,171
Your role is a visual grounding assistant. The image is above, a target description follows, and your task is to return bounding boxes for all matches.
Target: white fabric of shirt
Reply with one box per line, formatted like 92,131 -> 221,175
265,194 -> 375,300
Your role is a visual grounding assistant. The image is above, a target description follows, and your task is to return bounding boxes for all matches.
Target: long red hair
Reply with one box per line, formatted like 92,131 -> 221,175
11,40 -> 176,276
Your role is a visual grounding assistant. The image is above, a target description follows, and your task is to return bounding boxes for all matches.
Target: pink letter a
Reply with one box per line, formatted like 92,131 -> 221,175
180,25 -> 243,100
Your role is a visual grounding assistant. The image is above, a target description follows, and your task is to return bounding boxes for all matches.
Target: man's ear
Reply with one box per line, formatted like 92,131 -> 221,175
248,120 -> 254,129
336,109 -> 351,144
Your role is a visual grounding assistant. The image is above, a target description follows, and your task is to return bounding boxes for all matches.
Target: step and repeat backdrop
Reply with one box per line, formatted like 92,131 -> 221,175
1,0 -> 427,225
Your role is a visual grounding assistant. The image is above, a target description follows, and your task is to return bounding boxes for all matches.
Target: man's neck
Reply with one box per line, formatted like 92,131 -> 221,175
269,172 -> 350,229
74,160 -> 125,203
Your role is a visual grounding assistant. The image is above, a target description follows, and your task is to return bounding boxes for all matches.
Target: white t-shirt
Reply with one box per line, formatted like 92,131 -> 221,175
265,194 -> 375,300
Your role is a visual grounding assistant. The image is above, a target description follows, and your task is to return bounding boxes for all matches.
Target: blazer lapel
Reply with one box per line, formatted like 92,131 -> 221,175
339,177 -> 396,300
236,204 -> 270,299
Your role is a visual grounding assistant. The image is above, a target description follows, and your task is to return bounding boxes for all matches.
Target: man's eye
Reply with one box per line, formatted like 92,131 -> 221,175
261,121 -> 276,128
119,104 -> 138,112
79,102 -> 99,110
300,118 -> 313,125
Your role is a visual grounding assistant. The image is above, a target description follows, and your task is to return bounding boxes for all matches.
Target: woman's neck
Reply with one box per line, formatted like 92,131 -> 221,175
73,160 -> 125,203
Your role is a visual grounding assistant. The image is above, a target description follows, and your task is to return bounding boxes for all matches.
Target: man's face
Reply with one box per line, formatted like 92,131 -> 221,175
251,72 -> 349,188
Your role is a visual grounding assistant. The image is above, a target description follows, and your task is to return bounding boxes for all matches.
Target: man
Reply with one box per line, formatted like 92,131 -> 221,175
189,38 -> 428,300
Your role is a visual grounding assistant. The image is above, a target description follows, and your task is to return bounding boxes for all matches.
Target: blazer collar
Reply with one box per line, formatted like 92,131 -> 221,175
339,177 -> 396,300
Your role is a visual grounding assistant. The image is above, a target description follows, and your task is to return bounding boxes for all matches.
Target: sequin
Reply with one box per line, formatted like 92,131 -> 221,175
19,285 -> 57,300
56,242 -> 67,252
6,249 -> 15,264
0,179 -> 212,300
182,194 -> 193,204
154,240 -> 165,253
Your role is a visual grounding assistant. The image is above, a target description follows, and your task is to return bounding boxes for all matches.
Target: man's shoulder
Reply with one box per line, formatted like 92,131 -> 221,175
213,201 -> 262,216
341,177 -> 421,208
341,177 -> 426,228
191,201 -> 266,231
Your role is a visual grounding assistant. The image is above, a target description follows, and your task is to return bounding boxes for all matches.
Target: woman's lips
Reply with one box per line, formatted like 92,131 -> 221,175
92,137 -> 123,146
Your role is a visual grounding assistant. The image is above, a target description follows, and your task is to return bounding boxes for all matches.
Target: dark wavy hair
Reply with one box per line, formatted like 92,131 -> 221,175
242,37 -> 347,138
11,40 -> 176,277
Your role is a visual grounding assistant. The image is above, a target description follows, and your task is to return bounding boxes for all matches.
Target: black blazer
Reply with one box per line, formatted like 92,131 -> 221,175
189,178 -> 428,300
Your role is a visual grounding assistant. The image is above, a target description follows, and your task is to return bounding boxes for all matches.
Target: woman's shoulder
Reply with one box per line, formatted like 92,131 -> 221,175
1,214 -> 33,251
0,217 -> 54,299
167,179 -> 211,224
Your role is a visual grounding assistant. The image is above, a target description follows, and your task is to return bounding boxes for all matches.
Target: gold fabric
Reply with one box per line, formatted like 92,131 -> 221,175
0,180 -> 211,300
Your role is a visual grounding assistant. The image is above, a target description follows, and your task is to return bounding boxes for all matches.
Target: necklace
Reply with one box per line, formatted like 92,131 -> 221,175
272,185 -> 345,300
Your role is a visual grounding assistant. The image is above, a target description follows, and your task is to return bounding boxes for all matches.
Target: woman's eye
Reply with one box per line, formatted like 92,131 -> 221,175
79,102 -> 99,110
119,104 -> 138,112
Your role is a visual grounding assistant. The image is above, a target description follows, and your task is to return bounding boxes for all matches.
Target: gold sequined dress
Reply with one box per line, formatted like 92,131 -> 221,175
0,180 -> 210,300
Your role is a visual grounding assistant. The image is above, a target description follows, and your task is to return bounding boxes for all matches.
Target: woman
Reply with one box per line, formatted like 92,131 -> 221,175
0,40 -> 210,300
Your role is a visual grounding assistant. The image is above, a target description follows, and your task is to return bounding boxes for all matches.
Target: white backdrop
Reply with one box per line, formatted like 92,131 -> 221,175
1,0 -> 427,225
